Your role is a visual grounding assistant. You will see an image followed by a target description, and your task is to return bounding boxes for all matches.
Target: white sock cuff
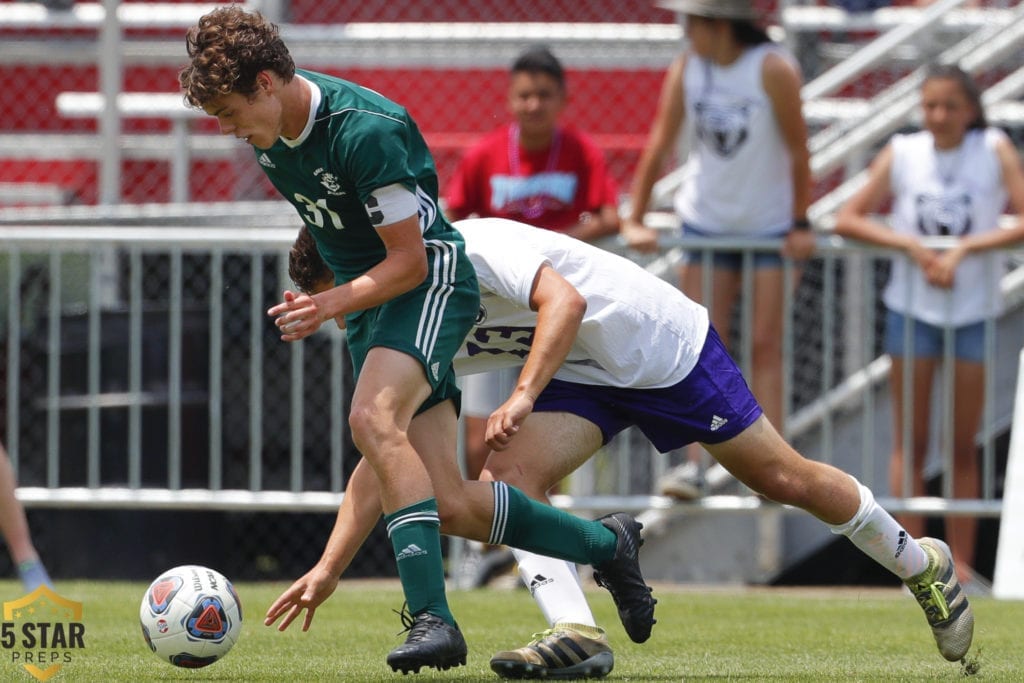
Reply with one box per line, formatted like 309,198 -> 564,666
828,476 -> 874,537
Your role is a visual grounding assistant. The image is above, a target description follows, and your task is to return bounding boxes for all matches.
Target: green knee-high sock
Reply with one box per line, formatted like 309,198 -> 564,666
384,498 -> 455,626
488,481 -> 617,565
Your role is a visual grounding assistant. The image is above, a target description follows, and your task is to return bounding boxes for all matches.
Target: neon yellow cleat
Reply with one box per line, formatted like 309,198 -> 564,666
904,537 -> 974,662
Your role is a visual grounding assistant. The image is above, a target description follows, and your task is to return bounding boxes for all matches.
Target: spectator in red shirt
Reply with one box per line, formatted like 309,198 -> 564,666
446,45 -> 620,242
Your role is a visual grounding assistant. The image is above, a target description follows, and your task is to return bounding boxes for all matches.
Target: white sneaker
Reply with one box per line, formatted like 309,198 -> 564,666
657,462 -> 736,500
450,542 -> 485,590
703,462 -> 735,492
657,462 -> 701,500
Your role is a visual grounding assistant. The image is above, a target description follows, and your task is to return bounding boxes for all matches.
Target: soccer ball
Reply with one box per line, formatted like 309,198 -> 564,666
139,564 -> 242,668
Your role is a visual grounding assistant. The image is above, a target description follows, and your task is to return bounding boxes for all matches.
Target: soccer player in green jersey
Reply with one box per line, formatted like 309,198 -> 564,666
180,7 -> 655,674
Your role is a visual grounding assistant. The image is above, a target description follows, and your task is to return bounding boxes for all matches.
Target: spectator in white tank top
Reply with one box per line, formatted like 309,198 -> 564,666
835,64 -> 1024,593
621,0 -> 815,499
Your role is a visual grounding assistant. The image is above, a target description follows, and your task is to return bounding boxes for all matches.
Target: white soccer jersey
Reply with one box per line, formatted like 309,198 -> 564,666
454,217 -> 710,388
886,128 -> 1009,326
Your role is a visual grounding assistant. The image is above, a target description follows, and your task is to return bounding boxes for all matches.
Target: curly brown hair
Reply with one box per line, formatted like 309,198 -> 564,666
179,6 -> 295,108
289,226 -> 333,294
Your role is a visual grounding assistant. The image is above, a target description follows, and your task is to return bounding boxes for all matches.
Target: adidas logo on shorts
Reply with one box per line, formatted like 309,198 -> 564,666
710,415 -> 728,431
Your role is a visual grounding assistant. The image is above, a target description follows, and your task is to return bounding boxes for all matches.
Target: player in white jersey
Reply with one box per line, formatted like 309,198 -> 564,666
270,218 -> 975,678
835,64 -> 1024,593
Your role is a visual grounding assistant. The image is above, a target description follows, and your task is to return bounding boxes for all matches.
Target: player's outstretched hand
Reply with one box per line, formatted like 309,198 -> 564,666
267,290 -> 325,341
264,565 -> 339,632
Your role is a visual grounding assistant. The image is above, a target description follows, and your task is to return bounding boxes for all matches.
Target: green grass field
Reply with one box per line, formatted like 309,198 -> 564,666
2,579 -> 1022,681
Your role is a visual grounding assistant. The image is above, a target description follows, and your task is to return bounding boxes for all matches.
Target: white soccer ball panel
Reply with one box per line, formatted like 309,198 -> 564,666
139,564 -> 242,669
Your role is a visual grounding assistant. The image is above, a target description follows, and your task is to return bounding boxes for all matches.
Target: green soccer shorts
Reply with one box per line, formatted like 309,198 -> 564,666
345,240 -> 480,415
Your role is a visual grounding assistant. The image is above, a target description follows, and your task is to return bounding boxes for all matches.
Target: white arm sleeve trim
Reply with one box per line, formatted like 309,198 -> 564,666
368,183 -> 418,228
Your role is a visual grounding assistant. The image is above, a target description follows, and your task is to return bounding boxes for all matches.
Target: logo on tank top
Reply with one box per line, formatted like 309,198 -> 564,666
915,192 -> 973,237
695,101 -> 750,158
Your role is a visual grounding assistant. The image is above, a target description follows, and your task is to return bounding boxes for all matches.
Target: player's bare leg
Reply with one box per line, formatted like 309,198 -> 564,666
707,416 -> 974,661
418,412 -> 656,645
0,445 -> 51,591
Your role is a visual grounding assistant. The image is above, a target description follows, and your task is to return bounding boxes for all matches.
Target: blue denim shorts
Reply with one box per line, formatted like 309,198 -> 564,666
884,309 -> 986,363
681,223 -> 787,271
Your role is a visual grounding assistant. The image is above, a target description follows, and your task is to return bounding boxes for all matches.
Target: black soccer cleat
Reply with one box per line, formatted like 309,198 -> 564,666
386,609 -> 468,675
592,512 -> 657,644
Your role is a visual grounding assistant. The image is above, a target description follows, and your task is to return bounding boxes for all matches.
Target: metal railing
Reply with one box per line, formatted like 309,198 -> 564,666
1,222 -> 1019,522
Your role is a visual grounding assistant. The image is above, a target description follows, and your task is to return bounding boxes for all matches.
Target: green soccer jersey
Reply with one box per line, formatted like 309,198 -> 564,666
255,69 -> 463,281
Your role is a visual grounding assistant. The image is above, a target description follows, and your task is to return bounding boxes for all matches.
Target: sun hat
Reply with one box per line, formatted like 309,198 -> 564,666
655,0 -> 758,20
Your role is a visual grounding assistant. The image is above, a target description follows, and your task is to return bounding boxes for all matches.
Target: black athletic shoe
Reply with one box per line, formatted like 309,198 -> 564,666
592,512 -> 657,644
386,607 -> 468,674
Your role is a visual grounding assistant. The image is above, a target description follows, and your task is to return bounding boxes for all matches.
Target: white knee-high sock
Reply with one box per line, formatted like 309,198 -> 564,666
513,549 -> 597,627
828,477 -> 929,579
